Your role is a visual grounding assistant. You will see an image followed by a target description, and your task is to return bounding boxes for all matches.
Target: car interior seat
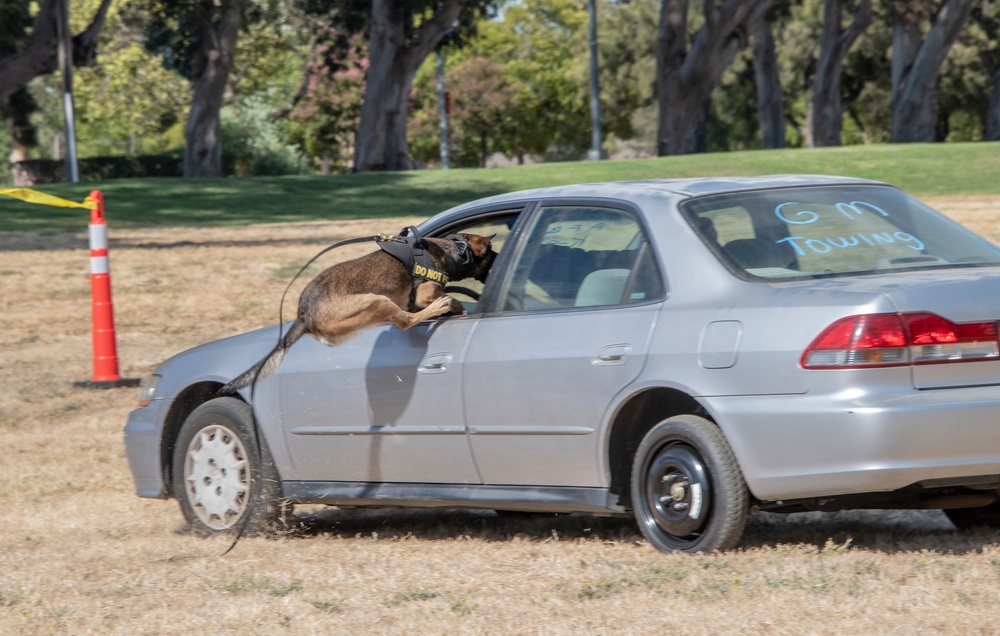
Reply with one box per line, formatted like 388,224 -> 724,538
574,268 -> 631,306
723,237 -> 796,270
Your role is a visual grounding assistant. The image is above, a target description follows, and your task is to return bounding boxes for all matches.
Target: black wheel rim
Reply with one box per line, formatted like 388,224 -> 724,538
643,442 -> 713,543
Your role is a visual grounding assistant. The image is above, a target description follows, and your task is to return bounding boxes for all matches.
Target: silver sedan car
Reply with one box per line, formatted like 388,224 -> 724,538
125,175 -> 1000,553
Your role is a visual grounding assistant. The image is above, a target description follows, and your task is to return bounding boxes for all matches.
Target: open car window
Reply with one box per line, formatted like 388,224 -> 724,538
433,215 -> 517,313
682,185 -> 1000,280
497,205 -> 665,312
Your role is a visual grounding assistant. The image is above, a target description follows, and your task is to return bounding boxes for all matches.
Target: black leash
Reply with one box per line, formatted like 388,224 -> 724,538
223,227 -> 419,555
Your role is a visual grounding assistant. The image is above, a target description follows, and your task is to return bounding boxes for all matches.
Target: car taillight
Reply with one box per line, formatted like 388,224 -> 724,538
801,312 -> 1000,369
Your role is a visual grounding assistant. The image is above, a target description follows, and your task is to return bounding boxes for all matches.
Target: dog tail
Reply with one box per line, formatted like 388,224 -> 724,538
219,320 -> 307,396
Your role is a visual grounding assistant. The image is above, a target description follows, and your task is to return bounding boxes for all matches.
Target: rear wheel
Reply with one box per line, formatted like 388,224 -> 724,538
172,397 -> 289,535
630,414 -> 748,553
944,502 -> 1000,530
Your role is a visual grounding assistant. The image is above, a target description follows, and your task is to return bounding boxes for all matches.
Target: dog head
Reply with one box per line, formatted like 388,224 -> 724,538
454,233 -> 497,283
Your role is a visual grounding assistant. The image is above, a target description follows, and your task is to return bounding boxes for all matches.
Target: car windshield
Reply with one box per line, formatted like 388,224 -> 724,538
681,184 -> 1000,280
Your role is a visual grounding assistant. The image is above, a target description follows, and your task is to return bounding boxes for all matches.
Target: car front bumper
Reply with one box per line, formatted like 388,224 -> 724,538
123,399 -> 172,499
706,383 -> 1000,502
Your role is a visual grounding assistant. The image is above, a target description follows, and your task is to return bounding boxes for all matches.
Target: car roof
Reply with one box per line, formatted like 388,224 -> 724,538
448,174 -> 884,209
421,174 -> 888,231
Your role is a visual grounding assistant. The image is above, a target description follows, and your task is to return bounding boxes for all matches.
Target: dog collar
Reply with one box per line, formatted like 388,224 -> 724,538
378,237 -> 451,285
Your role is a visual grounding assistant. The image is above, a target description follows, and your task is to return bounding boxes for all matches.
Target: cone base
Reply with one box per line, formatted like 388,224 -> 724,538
74,378 -> 142,390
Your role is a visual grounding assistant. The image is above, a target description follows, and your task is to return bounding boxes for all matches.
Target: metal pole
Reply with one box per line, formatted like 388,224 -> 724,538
436,48 -> 450,170
586,0 -> 606,161
56,0 -> 80,183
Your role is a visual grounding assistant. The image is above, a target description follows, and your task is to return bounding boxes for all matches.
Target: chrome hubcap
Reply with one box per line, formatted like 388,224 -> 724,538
184,424 -> 249,530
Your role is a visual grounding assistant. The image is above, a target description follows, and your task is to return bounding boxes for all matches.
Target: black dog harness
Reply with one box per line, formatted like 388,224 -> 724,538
377,227 -> 470,286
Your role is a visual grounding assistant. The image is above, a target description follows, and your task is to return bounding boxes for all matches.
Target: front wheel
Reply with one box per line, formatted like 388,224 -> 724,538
172,397 -> 289,535
630,415 -> 748,553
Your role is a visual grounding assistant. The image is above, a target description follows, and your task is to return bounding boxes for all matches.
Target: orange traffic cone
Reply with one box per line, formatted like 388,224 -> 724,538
74,190 -> 139,389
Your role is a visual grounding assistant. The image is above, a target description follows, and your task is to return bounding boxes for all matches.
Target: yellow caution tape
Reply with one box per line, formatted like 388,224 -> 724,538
0,188 -> 97,210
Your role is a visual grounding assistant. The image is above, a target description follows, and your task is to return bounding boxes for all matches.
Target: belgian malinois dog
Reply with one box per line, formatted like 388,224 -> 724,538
220,232 -> 496,395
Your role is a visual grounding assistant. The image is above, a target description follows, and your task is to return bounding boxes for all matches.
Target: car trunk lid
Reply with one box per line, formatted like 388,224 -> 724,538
869,268 -> 1000,389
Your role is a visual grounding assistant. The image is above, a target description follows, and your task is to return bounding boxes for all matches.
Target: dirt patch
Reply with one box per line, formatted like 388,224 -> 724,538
2,202 -> 999,634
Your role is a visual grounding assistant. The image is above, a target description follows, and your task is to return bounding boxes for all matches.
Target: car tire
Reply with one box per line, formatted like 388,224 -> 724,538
944,503 -> 1000,530
630,414 -> 748,553
172,397 -> 289,535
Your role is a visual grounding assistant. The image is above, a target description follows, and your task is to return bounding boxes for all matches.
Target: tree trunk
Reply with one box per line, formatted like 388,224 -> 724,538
5,89 -> 37,162
655,0 -> 770,156
0,0 -> 112,102
183,0 -> 244,179
987,62 -> 1000,141
750,7 -> 785,149
890,0 -> 974,143
811,0 -> 872,147
354,0 -> 463,172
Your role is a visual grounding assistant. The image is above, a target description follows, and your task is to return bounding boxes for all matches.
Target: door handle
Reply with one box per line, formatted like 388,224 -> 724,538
418,353 -> 452,374
594,344 -> 631,366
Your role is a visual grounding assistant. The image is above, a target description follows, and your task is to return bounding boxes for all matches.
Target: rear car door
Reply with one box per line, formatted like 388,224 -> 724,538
463,203 -> 665,487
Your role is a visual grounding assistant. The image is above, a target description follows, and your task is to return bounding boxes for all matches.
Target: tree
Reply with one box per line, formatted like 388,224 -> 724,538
354,0 -> 492,172
145,0 -> 251,178
74,41 -> 190,156
595,0 -> 659,151
655,0 -> 771,156
0,0 -> 113,102
0,0 -> 112,164
1,1 -> 38,162
889,0 -> 975,143
811,0 -> 873,146
750,2 -> 787,149
287,32 -> 368,173
445,55 -> 517,166
968,2 -> 1000,140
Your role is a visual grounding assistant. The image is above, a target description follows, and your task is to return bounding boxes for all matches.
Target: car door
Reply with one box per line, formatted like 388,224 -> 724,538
276,318 -> 480,483
463,203 -> 665,487
275,213 -> 520,484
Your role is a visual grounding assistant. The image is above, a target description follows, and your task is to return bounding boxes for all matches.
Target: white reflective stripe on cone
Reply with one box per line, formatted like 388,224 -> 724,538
90,255 -> 109,275
88,223 -> 108,250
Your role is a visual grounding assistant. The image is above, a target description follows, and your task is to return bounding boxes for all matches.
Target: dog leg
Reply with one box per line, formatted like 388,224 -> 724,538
415,281 -> 464,314
394,294 -> 454,328
304,293 -> 454,345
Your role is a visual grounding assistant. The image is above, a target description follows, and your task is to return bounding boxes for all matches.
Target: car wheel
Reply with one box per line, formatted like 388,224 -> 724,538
172,397 -> 288,535
630,414 -> 748,553
944,502 -> 1000,530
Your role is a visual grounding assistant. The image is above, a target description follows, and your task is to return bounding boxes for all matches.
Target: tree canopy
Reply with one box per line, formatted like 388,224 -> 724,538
2,0 -> 997,182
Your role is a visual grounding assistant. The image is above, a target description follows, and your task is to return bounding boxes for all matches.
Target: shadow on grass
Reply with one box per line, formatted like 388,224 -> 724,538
286,507 -> 641,546
7,141 -> 1000,234
0,171 -> 514,234
276,506 -> 999,555
741,509 -> 999,555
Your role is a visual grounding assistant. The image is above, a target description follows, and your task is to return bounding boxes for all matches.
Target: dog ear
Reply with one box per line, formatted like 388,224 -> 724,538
460,233 -> 496,257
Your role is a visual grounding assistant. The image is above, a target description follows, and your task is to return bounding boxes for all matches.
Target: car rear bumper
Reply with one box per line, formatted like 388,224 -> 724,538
123,400 -> 171,499
706,385 -> 1000,502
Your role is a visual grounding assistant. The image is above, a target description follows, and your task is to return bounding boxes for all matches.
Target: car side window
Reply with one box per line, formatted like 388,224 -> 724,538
434,215 -> 517,313
497,205 -> 664,312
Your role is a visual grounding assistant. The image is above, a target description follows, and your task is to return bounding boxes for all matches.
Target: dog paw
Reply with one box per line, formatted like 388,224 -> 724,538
429,295 -> 453,315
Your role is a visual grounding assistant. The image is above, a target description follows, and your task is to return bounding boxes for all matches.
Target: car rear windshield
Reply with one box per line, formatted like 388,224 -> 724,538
681,184 -> 1000,280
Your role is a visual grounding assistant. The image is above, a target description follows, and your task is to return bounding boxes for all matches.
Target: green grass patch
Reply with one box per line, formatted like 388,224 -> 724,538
2,142 -> 997,233
382,588 -> 440,606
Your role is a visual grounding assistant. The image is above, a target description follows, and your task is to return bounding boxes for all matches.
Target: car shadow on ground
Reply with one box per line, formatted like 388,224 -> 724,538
741,509 -> 1000,555
279,506 -> 1000,555
285,507 -> 642,545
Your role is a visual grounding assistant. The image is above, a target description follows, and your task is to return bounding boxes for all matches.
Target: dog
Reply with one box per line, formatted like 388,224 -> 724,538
219,232 -> 496,395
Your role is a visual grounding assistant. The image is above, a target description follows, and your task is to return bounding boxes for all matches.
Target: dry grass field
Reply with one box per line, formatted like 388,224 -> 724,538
3,197 -> 1000,635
